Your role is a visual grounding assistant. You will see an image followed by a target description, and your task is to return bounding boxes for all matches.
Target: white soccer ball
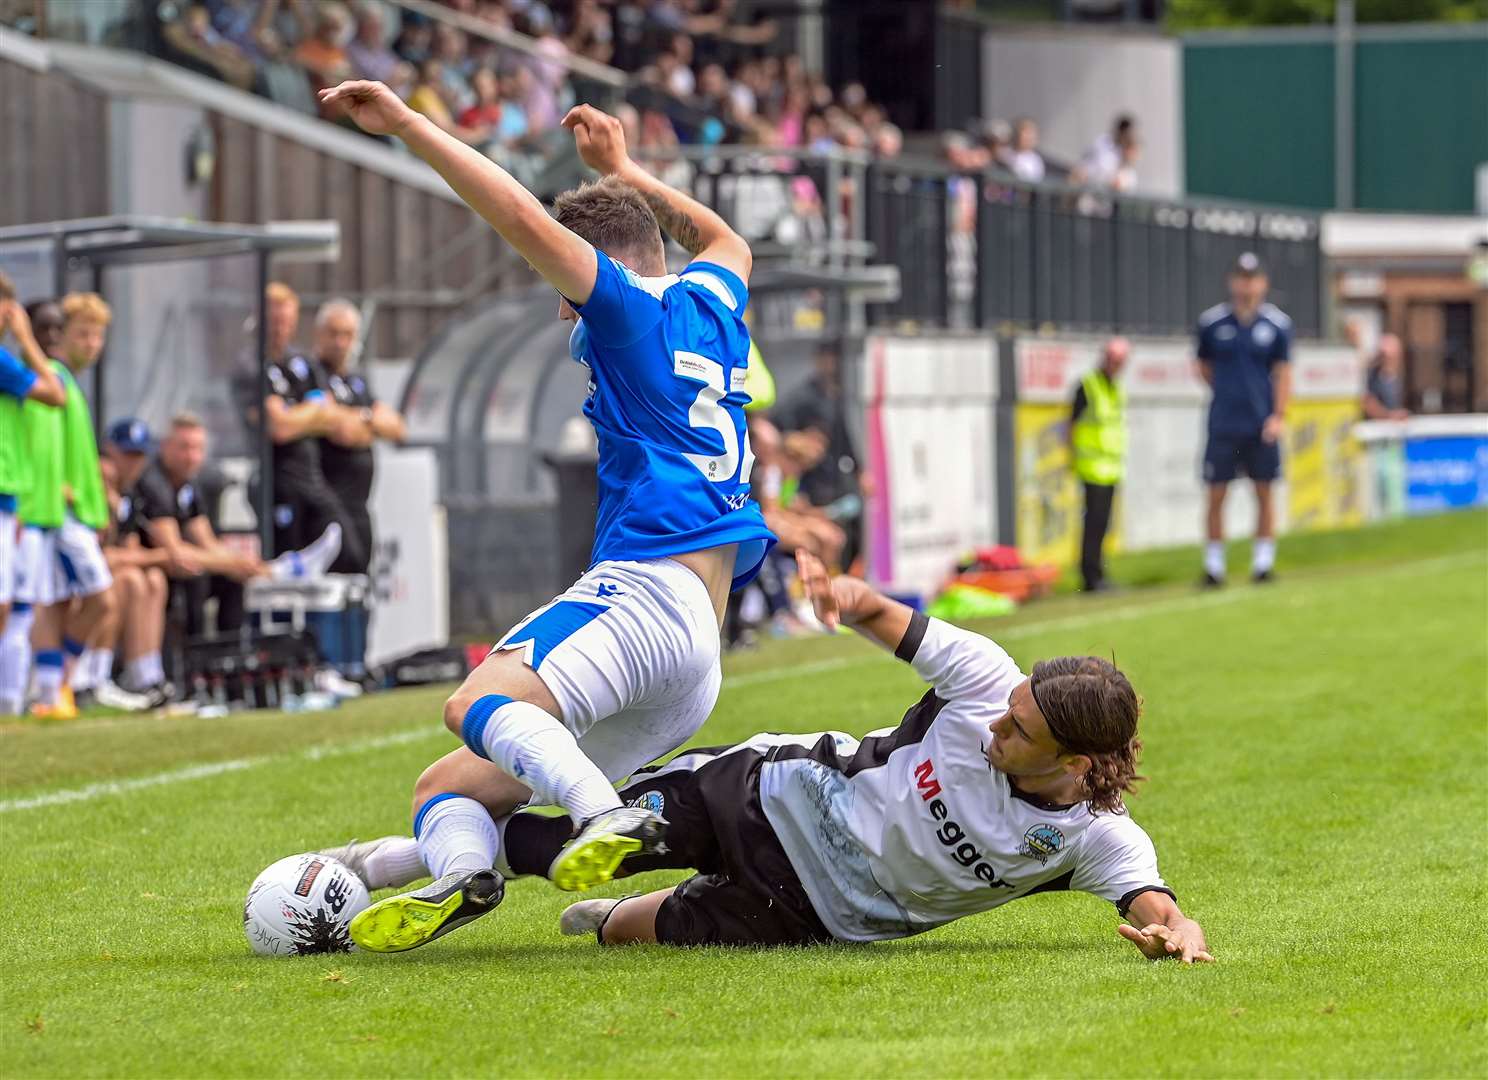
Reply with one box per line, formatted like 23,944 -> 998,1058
243,853 -> 369,956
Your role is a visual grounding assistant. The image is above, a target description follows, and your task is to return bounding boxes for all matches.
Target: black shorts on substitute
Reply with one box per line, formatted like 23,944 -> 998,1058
617,746 -> 834,948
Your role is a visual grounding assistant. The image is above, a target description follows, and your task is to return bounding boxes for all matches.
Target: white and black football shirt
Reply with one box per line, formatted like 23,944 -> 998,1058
750,615 -> 1172,942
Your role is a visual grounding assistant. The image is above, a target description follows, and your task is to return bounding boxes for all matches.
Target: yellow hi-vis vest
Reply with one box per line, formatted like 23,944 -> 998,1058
1072,369 -> 1126,486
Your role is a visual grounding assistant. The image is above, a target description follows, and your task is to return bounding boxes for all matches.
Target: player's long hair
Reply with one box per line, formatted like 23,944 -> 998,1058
1029,656 -> 1144,815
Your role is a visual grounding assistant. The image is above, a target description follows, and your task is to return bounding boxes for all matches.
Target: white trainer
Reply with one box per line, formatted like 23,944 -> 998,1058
560,897 -> 624,937
94,681 -> 153,712
314,668 -> 363,699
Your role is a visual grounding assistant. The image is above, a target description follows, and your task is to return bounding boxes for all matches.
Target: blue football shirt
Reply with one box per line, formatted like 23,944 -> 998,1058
0,346 -> 38,400
1196,302 -> 1292,437
569,250 -> 775,588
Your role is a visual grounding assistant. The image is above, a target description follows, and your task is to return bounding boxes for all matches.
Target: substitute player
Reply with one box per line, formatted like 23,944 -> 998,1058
318,82 -> 773,952
1196,253 -> 1292,586
13,293 -> 118,718
507,551 -> 1212,961
0,292 -> 67,644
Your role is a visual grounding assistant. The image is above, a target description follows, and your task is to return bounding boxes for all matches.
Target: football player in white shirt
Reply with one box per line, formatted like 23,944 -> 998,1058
495,551 -> 1212,961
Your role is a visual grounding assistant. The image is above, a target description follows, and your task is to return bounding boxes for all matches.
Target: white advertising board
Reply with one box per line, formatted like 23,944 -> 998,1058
366,445 -> 449,667
860,334 -> 999,601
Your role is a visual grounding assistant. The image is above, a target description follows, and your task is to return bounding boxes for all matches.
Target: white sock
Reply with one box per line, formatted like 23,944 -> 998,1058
34,650 -> 64,705
1204,541 -> 1226,578
1253,538 -> 1276,573
361,837 -> 428,890
126,650 -> 165,689
270,523 -> 342,580
414,795 -> 498,880
464,695 -> 622,822
0,607 -> 33,713
73,648 -> 110,691
92,647 -> 114,687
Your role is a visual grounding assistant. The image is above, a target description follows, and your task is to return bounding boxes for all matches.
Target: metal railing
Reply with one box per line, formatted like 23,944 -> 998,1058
668,146 -> 1325,339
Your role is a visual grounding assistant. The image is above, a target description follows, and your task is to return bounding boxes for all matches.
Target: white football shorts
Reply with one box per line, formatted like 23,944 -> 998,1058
0,507 -> 16,607
491,557 -> 722,783
14,525 -> 58,606
55,513 -> 113,599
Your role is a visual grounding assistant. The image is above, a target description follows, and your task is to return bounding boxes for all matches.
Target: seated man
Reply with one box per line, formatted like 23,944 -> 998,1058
135,414 -> 343,639
98,419 -> 177,707
330,554 -> 1212,963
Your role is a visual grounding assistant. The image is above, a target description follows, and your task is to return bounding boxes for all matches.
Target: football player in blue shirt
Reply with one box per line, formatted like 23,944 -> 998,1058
1195,253 -> 1292,586
0,293 -> 67,641
318,83 -> 774,951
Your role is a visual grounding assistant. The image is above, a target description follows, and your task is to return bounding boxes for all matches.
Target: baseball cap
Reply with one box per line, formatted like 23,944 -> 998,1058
1232,251 -> 1264,276
107,417 -> 153,453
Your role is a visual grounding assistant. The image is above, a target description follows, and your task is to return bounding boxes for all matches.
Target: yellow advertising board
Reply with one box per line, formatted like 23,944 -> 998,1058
1285,400 -> 1365,532
1014,404 -> 1081,567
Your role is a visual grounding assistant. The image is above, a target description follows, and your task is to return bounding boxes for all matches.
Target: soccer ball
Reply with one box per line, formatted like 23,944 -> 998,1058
243,853 -> 369,956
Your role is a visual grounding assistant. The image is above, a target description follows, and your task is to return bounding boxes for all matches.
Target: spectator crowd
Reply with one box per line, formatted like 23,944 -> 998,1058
0,274 -> 404,719
943,112 -> 1142,192
148,0 -> 907,186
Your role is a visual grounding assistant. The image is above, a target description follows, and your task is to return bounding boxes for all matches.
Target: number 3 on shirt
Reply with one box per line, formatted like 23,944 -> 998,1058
675,351 -> 755,485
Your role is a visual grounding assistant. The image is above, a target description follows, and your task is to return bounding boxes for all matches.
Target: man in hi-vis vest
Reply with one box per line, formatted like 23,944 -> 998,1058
1067,338 -> 1129,593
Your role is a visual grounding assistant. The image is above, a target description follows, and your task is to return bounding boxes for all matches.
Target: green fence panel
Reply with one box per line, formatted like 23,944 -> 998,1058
1184,42 -> 1336,209
1355,35 -> 1488,213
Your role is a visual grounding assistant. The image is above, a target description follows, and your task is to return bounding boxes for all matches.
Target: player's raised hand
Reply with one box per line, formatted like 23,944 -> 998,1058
318,81 -> 415,138
1,299 -> 36,344
1117,922 -> 1215,964
795,549 -> 839,631
562,104 -> 632,177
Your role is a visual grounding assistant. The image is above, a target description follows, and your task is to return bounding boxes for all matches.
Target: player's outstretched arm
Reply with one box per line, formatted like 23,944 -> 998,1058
319,81 -> 598,304
1119,891 -> 1214,964
562,104 -> 752,285
796,550 -> 911,647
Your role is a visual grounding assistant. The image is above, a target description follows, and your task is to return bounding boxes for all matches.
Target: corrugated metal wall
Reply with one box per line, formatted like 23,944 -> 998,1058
0,56 -> 109,224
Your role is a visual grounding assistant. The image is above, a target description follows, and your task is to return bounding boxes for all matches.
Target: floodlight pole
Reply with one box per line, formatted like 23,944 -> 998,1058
254,249 -> 274,558
1334,0 -> 1355,211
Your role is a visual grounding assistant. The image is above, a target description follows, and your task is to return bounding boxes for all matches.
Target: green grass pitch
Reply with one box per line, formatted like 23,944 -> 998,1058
3,512 -> 1485,1078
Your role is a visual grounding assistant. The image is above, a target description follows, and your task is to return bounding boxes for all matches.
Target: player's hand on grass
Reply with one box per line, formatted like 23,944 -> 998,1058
1117,921 -> 1214,964
562,104 -> 632,177
318,81 -> 415,138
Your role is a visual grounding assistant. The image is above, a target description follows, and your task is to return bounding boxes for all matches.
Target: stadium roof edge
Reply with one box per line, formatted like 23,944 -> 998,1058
0,27 -> 465,206
0,216 -> 340,265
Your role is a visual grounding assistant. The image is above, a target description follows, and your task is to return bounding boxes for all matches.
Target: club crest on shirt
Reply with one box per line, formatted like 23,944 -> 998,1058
1251,322 -> 1275,347
628,791 -> 665,816
1019,824 -> 1065,864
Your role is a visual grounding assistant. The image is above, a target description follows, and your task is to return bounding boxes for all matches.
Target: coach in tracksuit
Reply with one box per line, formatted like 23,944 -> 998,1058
1195,252 -> 1292,586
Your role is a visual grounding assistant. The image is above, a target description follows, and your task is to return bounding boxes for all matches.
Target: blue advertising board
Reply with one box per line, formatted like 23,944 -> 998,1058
1404,436 -> 1488,514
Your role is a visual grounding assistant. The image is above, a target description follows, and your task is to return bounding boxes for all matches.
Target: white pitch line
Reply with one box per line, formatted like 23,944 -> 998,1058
0,727 -> 442,814
5,549 -> 1479,814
